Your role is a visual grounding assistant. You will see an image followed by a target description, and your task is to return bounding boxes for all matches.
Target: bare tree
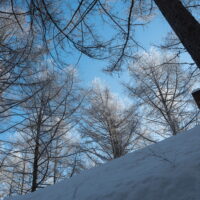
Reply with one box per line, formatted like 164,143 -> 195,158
1,0 -> 199,71
79,81 -> 141,163
0,7 -> 46,136
125,49 -> 199,137
0,66 -> 85,196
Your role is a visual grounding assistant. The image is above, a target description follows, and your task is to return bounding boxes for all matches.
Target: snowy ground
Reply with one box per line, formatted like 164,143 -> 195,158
8,125 -> 200,200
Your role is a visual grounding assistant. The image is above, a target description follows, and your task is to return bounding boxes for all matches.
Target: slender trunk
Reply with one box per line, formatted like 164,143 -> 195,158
31,112 -> 42,192
20,152 -> 27,194
166,113 -> 178,136
53,159 -> 58,184
53,140 -> 58,184
154,0 -> 200,68
112,131 -> 123,158
31,134 -> 39,192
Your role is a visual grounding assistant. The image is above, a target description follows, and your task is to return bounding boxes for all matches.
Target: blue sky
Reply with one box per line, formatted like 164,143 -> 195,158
75,10 -> 172,95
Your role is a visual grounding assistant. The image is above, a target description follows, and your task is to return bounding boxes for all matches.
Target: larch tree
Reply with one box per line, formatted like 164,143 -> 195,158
79,80 -> 141,163
125,49 -> 199,137
0,0 -> 199,71
2,66 -> 85,194
0,6 -> 46,137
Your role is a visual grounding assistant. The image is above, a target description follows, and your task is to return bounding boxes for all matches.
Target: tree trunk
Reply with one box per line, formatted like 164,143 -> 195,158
31,110 -> 43,192
20,152 -> 27,194
31,137 -> 39,192
154,0 -> 200,68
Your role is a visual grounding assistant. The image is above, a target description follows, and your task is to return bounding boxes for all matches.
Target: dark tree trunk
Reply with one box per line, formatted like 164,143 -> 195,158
154,0 -> 200,68
31,136 -> 39,192
31,114 -> 42,192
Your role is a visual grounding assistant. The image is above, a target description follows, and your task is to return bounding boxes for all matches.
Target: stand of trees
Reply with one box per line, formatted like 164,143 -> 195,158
0,67 -> 85,195
0,0 -> 200,199
0,0 -> 200,70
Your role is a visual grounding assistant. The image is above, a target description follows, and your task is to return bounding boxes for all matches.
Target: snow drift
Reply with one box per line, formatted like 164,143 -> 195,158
8,126 -> 200,200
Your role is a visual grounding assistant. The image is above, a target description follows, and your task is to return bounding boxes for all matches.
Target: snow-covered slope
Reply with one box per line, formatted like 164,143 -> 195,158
9,126 -> 200,200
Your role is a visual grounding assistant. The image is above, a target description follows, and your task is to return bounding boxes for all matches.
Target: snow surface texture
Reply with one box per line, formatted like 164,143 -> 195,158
8,126 -> 200,200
